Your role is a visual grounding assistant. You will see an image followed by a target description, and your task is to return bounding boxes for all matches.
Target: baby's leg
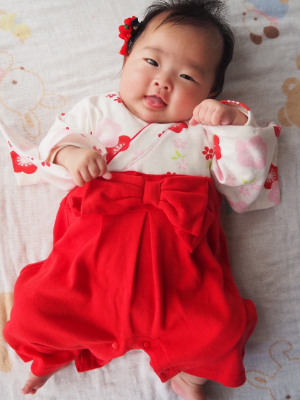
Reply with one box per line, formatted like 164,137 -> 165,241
21,364 -> 70,395
171,372 -> 207,400
21,371 -> 56,395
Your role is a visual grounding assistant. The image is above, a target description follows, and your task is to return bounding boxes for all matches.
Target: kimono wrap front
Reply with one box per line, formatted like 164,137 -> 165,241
1,92 -> 281,387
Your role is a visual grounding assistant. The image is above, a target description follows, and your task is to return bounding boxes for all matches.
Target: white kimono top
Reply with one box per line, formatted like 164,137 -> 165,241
0,92 -> 281,213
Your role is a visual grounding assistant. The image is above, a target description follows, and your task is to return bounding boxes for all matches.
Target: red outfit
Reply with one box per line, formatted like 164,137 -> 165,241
4,172 -> 257,387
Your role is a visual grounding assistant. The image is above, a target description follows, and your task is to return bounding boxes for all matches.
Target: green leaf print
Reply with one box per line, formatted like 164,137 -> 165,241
170,149 -> 186,161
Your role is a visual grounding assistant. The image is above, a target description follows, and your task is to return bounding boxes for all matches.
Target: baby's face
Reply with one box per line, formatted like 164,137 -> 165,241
119,18 -> 222,123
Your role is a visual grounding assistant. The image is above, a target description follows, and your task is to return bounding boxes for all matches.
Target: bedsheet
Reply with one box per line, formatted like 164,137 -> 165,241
0,1 -> 299,399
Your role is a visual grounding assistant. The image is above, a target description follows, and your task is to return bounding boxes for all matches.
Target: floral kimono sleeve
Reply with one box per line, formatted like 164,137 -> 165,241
206,104 -> 281,213
0,96 -> 105,191
39,96 -> 106,162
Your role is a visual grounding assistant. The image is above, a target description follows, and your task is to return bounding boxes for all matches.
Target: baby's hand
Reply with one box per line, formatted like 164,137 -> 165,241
189,99 -> 247,126
54,146 -> 112,187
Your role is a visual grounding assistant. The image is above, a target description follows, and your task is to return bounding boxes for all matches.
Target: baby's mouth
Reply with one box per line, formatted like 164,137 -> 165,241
144,95 -> 167,109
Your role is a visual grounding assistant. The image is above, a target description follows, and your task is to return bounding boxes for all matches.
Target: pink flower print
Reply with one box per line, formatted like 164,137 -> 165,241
238,186 -> 251,197
19,142 -> 35,151
235,137 -> 267,170
250,182 -> 262,191
202,146 -> 214,160
95,118 -> 122,147
264,164 -> 278,189
228,200 -> 248,213
132,149 -> 145,161
172,138 -> 187,149
268,180 -> 280,205
177,159 -> 188,171
35,178 -> 47,184
10,151 -> 37,174
225,174 -> 236,186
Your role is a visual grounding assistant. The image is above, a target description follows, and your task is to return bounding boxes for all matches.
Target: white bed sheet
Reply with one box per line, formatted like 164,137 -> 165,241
0,1 -> 299,399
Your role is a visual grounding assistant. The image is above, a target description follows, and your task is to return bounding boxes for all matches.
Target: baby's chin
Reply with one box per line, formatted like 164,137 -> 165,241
120,96 -> 191,124
127,105 -> 190,124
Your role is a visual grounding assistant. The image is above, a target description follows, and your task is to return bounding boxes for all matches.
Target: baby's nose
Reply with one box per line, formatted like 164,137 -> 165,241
155,81 -> 169,90
154,75 -> 172,90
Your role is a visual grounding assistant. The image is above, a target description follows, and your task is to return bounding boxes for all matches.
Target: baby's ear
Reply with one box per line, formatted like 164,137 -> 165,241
208,90 -> 218,99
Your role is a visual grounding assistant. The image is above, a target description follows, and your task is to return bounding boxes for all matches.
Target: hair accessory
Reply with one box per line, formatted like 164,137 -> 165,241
119,16 -> 141,56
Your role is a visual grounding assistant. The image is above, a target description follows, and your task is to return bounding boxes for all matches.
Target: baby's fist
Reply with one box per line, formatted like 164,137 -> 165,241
190,99 -> 246,126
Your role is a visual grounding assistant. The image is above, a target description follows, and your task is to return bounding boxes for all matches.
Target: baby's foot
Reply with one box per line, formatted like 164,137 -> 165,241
21,370 -> 57,395
171,372 -> 207,400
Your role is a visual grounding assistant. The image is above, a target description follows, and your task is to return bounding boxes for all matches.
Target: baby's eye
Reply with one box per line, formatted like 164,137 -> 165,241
146,59 -> 159,67
180,74 -> 195,82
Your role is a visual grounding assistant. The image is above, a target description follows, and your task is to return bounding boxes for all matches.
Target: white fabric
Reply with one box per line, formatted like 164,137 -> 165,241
0,1 -> 299,400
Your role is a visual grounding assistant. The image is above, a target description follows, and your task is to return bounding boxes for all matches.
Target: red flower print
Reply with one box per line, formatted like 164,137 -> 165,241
41,161 -> 51,167
10,151 -> 37,174
105,135 -> 131,164
264,164 -> 278,189
214,135 -> 222,160
202,146 -> 214,160
169,122 -> 188,133
113,96 -> 123,103
106,94 -> 116,98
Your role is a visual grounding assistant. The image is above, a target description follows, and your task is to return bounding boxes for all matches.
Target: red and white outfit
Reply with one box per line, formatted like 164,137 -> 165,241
1,93 -> 280,387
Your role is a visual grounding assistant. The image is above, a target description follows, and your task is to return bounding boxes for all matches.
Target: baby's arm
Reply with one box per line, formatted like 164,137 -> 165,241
190,99 -> 247,126
54,146 -> 112,187
196,101 -> 280,212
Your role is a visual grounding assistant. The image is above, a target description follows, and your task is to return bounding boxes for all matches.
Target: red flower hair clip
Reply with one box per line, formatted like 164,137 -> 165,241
119,16 -> 141,56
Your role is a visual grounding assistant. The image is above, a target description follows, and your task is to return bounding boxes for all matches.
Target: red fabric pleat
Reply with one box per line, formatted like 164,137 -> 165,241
4,172 -> 257,387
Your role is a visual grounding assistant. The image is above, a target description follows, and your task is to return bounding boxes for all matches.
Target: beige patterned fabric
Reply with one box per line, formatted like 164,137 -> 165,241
0,1 -> 299,399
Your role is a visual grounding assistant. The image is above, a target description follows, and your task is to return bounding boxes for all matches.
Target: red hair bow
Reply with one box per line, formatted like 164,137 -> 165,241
119,16 -> 138,56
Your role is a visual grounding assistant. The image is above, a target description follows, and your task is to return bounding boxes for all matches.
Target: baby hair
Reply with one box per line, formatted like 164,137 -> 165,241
127,0 -> 235,96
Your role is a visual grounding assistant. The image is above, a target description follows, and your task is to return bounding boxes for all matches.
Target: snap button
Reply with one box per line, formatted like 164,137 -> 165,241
112,342 -> 119,350
143,341 -> 151,349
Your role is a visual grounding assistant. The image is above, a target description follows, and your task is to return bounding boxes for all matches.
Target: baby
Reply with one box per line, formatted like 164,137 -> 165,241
1,1 -> 280,400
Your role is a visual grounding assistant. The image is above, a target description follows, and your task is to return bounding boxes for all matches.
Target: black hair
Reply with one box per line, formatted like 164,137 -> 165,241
126,0 -> 234,97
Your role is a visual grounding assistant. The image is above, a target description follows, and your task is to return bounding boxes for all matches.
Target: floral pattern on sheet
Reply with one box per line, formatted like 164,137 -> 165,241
0,10 -> 31,43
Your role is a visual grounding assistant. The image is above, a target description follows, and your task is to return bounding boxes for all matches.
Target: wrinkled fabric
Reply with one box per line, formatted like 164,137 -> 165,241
4,173 -> 257,387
